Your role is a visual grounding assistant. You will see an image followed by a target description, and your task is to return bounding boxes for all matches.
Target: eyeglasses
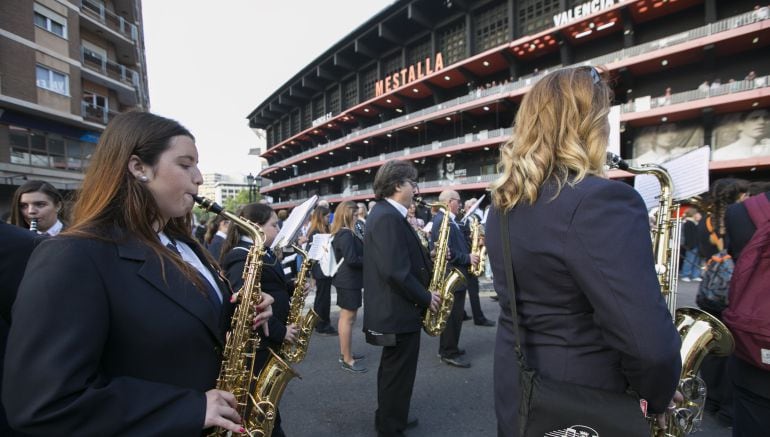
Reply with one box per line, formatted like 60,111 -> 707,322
404,180 -> 418,190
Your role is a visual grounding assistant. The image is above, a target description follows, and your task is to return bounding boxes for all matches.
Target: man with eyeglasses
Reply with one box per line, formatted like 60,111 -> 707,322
431,190 -> 480,368
363,160 -> 440,437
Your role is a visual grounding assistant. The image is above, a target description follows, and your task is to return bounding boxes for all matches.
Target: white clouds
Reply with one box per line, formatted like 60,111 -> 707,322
142,0 -> 392,176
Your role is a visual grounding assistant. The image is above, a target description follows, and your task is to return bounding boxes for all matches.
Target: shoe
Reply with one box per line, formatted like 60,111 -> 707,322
440,355 -> 471,368
405,417 -> 419,429
338,353 -> 365,363
316,327 -> 339,336
693,277 -> 703,282
341,360 -> 367,373
462,313 -> 472,321
474,319 -> 496,327
681,277 -> 691,282
456,348 -> 466,356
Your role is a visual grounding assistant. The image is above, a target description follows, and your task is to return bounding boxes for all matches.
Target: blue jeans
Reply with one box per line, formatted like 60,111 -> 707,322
680,247 -> 703,279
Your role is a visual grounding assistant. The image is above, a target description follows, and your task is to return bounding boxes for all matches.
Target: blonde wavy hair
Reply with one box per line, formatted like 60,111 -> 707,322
490,66 -> 613,211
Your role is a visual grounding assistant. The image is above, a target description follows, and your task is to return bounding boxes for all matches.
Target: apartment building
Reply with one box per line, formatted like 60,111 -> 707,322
0,0 -> 149,213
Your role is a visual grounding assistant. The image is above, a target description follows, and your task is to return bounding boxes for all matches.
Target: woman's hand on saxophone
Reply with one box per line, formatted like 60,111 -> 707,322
429,292 -> 441,313
204,389 -> 244,434
251,293 -> 275,336
284,324 -> 298,344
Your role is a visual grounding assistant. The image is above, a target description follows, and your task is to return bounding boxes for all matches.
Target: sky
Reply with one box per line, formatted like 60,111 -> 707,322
142,0 -> 393,179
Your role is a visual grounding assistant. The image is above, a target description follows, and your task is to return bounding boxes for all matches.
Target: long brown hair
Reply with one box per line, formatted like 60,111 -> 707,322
65,111 -> 210,288
10,180 -> 64,228
219,203 -> 274,264
330,201 -> 358,235
307,205 -> 330,236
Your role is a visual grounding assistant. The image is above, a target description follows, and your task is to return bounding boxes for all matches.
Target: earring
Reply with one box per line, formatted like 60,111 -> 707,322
139,175 -> 149,182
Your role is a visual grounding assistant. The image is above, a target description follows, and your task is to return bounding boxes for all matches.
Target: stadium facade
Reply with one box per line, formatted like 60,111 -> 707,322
248,0 -> 770,209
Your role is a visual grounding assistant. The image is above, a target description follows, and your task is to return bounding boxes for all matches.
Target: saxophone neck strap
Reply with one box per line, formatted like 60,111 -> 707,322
497,208 -> 530,369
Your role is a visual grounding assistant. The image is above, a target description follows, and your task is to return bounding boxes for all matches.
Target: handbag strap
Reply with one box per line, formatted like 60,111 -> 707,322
498,208 -> 530,369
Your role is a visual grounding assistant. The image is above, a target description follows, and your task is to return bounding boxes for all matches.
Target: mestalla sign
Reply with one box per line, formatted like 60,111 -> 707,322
375,53 -> 445,97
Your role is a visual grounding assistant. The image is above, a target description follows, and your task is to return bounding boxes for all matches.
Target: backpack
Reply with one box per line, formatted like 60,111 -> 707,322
696,216 -> 733,316
723,193 -> 770,370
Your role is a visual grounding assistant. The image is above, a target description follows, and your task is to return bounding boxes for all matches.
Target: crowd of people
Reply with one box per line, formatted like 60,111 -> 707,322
0,66 -> 768,437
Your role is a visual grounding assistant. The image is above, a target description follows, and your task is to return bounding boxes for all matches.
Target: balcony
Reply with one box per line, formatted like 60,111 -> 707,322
264,9 -> 770,172
270,173 -> 499,209
262,127 -> 512,193
81,101 -> 119,125
80,47 -> 139,105
80,0 -> 137,42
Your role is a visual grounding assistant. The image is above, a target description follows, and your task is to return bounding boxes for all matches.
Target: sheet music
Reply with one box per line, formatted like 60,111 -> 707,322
308,233 -> 343,276
462,194 -> 486,224
633,146 -> 710,210
271,195 -> 318,249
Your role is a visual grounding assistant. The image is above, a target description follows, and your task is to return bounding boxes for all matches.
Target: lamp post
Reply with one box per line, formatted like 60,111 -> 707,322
246,173 -> 255,203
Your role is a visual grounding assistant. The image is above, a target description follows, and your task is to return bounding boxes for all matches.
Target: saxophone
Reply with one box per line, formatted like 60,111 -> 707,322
279,245 -> 320,363
468,215 -> 486,277
193,195 -> 297,437
606,154 -> 734,436
418,199 -> 467,336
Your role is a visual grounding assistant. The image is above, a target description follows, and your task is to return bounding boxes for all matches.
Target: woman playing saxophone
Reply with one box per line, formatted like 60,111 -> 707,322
2,112 -> 273,436
220,202 -> 298,437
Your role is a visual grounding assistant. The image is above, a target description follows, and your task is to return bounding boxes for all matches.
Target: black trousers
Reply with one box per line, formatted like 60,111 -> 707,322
313,276 -> 333,331
438,289 -> 466,357
376,331 -> 420,437
729,356 -> 770,437
465,275 -> 486,323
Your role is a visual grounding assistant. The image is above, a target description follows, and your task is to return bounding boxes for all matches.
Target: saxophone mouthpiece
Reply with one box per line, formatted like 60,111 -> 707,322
191,194 -> 223,214
606,152 -> 629,170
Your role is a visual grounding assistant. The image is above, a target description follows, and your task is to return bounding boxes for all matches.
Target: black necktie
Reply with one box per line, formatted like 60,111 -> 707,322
167,241 -> 222,310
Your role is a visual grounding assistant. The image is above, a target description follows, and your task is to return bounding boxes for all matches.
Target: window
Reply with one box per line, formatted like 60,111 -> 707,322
519,0 -> 560,36
343,78 -> 357,109
407,38 -> 432,66
438,20 -> 466,66
474,3 -> 509,53
36,65 -> 69,95
33,4 -> 67,38
7,126 -> 94,170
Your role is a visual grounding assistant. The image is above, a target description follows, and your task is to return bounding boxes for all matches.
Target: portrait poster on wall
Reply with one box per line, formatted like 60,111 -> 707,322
632,121 -> 704,165
711,109 -> 769,161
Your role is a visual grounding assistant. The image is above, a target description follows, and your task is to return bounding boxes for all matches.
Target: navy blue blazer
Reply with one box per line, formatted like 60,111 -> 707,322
485,176 -> 681,433
431,211 -> 470,291
363,200 -> 432,334
3,227 -> 233,436
332,228 -> 363,290
221,242 -> 291,349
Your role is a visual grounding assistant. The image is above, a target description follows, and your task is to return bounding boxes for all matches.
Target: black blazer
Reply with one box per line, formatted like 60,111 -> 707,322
207,234 -> 226,261
3,227 -> 233,436
0,223 -> 39,325
430,211 -> 471,291
332,228 -> 363,290
363,200 -> 432,334
485,176 -> 681,415
221,242 -> 292,349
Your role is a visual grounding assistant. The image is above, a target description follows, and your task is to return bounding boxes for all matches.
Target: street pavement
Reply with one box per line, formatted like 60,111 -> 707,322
277,279 -> 732,436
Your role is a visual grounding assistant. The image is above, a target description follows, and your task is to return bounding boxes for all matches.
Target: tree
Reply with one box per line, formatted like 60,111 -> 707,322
223,188 -> 258,212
